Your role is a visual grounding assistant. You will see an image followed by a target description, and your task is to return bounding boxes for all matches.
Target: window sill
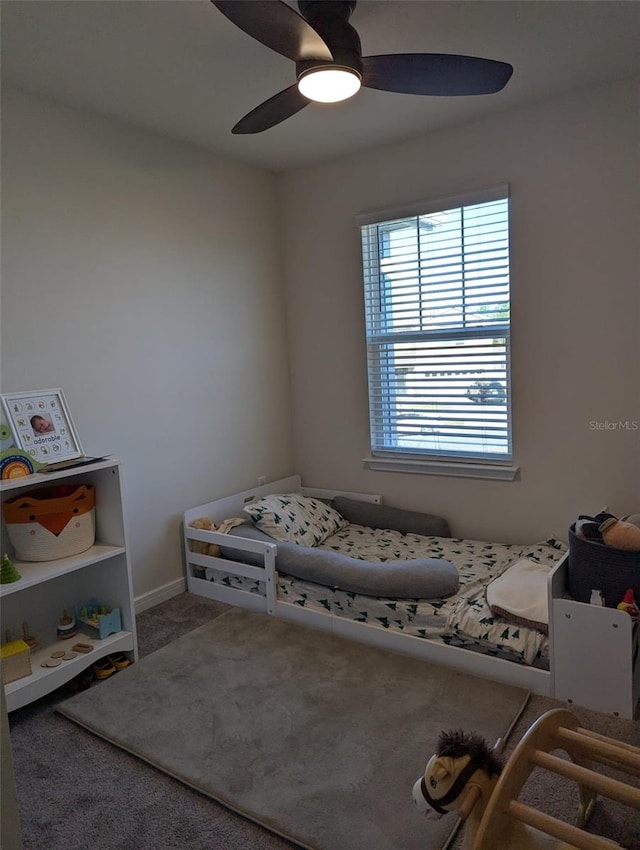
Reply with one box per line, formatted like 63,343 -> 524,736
363,456 -> 519,481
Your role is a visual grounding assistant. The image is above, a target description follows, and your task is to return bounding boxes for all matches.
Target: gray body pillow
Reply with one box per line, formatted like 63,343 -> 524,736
219,524 -> 459,600
332,497 -> 451,538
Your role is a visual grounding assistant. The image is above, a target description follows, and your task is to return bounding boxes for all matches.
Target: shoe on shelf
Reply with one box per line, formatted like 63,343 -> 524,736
93,658 -> 116,680
109,653 -> 131,671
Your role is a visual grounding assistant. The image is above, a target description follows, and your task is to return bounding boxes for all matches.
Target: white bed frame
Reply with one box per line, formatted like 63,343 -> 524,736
183,476 -> 639,716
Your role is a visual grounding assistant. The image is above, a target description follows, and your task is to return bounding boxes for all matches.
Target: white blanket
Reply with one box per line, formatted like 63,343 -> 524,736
486,557 -> 551,634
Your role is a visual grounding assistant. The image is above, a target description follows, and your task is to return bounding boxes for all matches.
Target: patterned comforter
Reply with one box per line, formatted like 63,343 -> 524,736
204,524 -> 567,667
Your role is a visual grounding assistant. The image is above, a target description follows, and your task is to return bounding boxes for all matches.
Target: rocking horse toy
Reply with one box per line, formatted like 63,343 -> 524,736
413,708 -> 640,850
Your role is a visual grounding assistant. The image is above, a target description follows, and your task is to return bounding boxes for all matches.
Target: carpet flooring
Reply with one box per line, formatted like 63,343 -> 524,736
9,595 -> 298,850
7,593 -> 640,849
56,607 -> 529,850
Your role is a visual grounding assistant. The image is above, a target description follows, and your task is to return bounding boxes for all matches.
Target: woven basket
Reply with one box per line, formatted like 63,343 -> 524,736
567,524 -> 640,606
3,484 -> 96,562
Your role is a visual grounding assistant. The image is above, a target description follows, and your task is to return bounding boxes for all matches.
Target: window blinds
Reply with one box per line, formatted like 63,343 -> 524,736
359,188 -> 511,461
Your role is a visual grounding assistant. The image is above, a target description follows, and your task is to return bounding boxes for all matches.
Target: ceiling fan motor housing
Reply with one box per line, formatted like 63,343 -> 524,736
296,0 -> 363,80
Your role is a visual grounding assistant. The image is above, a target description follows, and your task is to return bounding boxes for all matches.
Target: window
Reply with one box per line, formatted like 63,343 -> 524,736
358,186 -> 513,475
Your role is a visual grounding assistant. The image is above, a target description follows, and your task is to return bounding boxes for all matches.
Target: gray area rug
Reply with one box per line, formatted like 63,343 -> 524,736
58,608 -> 528,850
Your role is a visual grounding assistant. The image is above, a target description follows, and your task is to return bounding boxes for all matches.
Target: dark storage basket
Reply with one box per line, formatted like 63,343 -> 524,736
567,524 -> 640,606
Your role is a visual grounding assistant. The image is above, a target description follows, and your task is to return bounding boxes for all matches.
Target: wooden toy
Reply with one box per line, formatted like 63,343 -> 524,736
56,610 -> 77,640
75,598 -> 121,640
1,639 -> 32,683
22,622 -> 37,649
414,708 -> 640,849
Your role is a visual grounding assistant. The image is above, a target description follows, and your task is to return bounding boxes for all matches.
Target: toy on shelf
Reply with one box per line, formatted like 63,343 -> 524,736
0,425 -> 45,480
22,622 -> 37,650
57,610 -> 77,640
75,598 -> 122,640
41,648 -> 83,669
0,638 -> 32,683
0,554 -> 21,584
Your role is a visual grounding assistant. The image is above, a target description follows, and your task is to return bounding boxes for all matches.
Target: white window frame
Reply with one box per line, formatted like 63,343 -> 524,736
357,185 -> 518,481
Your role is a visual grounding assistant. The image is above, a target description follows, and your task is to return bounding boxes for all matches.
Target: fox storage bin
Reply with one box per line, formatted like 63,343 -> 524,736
2,484 -> 96,561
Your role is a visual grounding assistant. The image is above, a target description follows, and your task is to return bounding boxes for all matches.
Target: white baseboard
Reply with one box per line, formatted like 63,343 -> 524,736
135,577 -> 186,615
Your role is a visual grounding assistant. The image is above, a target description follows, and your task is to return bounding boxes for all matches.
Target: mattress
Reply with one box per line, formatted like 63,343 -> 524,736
204,524 -> 567,668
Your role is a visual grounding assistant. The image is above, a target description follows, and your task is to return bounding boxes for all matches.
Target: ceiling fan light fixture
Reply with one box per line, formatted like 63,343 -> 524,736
212,0 -> 514,133
297,65 -> 361,103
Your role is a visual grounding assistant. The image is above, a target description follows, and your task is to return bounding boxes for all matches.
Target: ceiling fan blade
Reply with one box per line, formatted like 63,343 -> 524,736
362,54 -> 513,96
212,1 -> 332,62
232,85 -> 310,134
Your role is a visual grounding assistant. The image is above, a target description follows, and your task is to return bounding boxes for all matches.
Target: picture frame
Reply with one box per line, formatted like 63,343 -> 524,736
1,389 -> 85,465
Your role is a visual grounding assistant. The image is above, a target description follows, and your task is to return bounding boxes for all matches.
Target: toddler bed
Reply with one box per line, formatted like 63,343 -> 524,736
183,476 -> 568,695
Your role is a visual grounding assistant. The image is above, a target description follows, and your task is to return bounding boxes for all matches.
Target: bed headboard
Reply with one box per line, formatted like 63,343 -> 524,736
184,475 -> 382,525
301,485 -> 382,505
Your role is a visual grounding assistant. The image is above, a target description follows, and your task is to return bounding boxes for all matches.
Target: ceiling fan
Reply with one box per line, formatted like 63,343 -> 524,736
212,0 -> 513,134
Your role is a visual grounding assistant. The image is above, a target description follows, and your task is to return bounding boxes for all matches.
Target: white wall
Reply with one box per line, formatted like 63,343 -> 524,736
279,79 -> 640,543
1,89 -> 294,599
3,79 -> 638,603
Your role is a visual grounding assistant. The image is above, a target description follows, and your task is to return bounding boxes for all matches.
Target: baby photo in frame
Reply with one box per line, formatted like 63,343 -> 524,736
1,388 -> 84,466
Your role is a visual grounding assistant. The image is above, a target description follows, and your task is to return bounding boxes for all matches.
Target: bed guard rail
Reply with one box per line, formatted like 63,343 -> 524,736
183,525 -> 278,611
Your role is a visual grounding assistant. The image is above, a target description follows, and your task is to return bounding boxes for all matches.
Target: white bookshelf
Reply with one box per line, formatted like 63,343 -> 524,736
1,460 -> 138,711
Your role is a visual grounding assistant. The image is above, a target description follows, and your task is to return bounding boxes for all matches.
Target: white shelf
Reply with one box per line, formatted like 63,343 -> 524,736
1,458 -> 138,711
4,630 -> 135,712
0,458 -> 117,492
0,544 -> 126,597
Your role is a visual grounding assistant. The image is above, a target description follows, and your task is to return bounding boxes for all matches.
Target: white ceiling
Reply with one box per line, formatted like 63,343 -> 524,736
2,0 -> 638,172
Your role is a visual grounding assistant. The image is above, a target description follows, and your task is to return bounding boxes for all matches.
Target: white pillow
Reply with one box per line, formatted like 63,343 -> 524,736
243,493 -> 347,546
